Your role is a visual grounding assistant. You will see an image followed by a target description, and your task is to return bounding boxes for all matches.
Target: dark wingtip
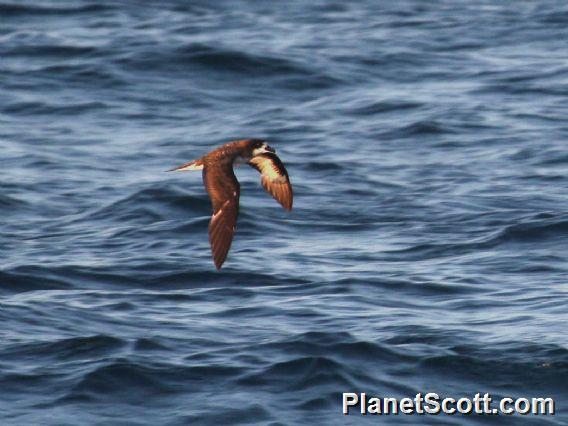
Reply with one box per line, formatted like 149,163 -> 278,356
284,190 -> 293,211
214,256 -> 224,270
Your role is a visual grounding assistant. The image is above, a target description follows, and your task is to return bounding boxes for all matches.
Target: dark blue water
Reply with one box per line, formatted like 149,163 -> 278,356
1,1 -> 567,424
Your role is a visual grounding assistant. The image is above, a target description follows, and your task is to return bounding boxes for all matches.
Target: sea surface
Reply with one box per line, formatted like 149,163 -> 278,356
1,1 -> 567,425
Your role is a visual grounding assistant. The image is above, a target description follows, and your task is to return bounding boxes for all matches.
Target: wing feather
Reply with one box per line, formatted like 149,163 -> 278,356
248,153 -> 293,211
203,164 -> 240,269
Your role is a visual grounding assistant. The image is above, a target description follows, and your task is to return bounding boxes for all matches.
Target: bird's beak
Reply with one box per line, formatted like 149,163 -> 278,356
265,145 -> 275,153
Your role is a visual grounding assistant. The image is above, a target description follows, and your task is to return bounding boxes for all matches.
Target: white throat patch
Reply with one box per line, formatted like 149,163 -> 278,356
252,143 -> 270,157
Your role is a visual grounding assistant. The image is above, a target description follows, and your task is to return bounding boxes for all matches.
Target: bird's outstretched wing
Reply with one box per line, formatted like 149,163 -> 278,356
248,153 -> 293,211
203,164 -> 240,269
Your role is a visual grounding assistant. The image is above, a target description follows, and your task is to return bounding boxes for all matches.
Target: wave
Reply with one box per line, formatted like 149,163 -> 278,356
348,100 -> 423,116
0,3 -> 114,16
536,151 -> 568,166
0,194 -> 26,208
59,358 -> 243,401
174,43 -> 312,77
27,64 -> 126,88
475,82 -> 568,97
0,261 -> 309,294
239,356 -> 356,391
2,101 -> 107,116
377,120 -> 457,140
2,43 -> 97,58
82,185 -> 211,224
115,42 -> 341,88
537,10 -> 568,24
1,335 -> 125,362
386,213 -> 568,260
498,215 -> 568,243
302,161 -> 344,172
0,268 -> 73,293
422,342 -> 568,391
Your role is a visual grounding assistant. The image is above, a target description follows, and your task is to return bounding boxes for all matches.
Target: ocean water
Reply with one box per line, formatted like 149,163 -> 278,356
1,1 -> 567,424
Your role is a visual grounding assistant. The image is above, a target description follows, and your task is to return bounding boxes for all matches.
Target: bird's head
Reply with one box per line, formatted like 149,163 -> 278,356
249,139 -> 275,157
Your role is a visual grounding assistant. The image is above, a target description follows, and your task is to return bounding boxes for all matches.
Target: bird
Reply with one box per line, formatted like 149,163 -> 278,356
169,139 -> 293,269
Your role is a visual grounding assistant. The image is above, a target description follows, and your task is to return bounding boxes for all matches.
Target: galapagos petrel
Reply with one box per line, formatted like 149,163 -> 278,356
169,139 -> 293,269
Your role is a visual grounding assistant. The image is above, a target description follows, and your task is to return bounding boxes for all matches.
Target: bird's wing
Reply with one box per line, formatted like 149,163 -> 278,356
203,164 -> 240,269
248,153 -> 293,211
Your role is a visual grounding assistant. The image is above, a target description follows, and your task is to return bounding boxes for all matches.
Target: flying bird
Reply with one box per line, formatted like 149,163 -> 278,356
169,139 -> 293,269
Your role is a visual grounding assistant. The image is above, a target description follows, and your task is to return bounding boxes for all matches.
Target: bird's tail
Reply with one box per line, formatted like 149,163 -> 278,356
167,159 -> 204,172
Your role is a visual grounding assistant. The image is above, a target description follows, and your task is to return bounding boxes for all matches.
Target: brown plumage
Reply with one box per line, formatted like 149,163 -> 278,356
169,139 -> 293,269
248,153 -> 293,211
